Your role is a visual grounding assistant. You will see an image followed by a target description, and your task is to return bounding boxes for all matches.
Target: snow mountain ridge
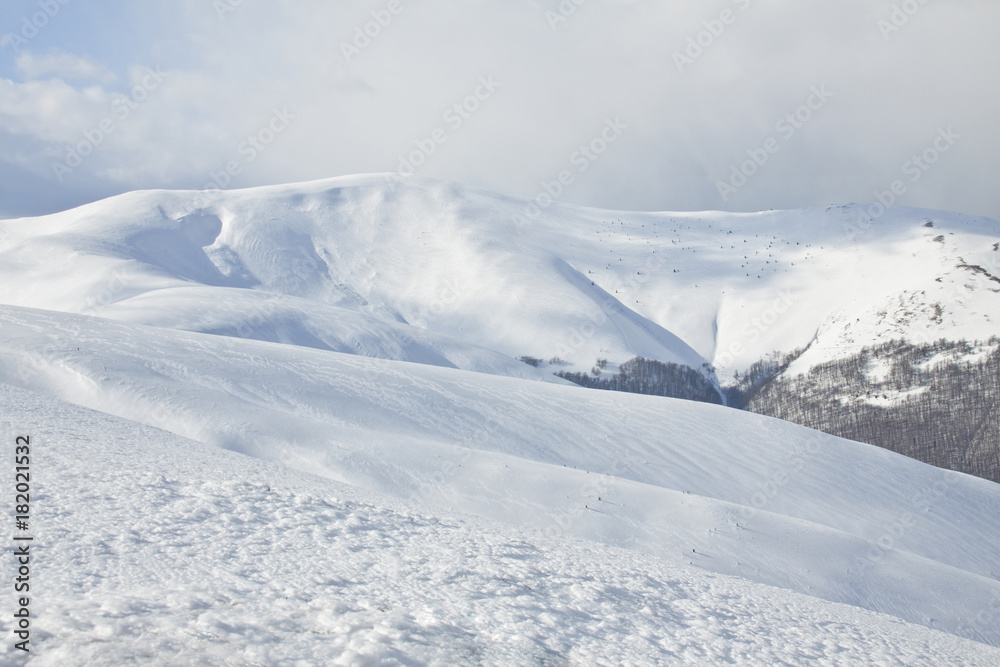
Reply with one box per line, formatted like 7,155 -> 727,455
3,173 -> 997,386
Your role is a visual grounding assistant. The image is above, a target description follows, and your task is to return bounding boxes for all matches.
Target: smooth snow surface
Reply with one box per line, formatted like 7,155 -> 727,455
2,383 -> 999,666
1,175 -> 998,663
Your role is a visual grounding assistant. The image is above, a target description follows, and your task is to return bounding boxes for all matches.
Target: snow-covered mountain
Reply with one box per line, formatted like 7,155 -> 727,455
3,174 -> 997,385
1,175 -> 998,662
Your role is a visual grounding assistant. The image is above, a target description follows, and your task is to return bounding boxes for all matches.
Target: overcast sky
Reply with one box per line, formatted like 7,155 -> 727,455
1,0 -> 998,221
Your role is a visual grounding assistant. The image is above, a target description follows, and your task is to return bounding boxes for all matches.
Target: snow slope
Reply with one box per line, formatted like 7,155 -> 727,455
1,176 -> 998,660
2,382 -> 999,666
1,303 -> 999,652
1,175 -> 996,385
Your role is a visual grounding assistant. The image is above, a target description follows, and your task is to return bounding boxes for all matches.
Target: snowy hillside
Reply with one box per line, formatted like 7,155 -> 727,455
1,175 -> 996,385
1,302 -> 999,652
2,382 -> 999,666
1,175 -> 998,662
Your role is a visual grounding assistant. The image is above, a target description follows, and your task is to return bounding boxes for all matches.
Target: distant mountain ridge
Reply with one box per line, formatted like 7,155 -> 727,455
2,176 -> 997,482
1,175 -> 996,384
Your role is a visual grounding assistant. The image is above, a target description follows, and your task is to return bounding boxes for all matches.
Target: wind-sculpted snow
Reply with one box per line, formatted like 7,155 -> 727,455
1,383 -> 998,665
1,304 -> 999,651
2,175 -> 996,383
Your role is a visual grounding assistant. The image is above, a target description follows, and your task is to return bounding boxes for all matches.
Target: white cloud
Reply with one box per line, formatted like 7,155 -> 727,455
1,0 -> 999,223
15,50 -> 117,84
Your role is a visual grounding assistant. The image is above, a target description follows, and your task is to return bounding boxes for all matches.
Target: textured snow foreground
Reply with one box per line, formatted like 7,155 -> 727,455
3,303 -> 1000,653
1,384 -> 998,666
